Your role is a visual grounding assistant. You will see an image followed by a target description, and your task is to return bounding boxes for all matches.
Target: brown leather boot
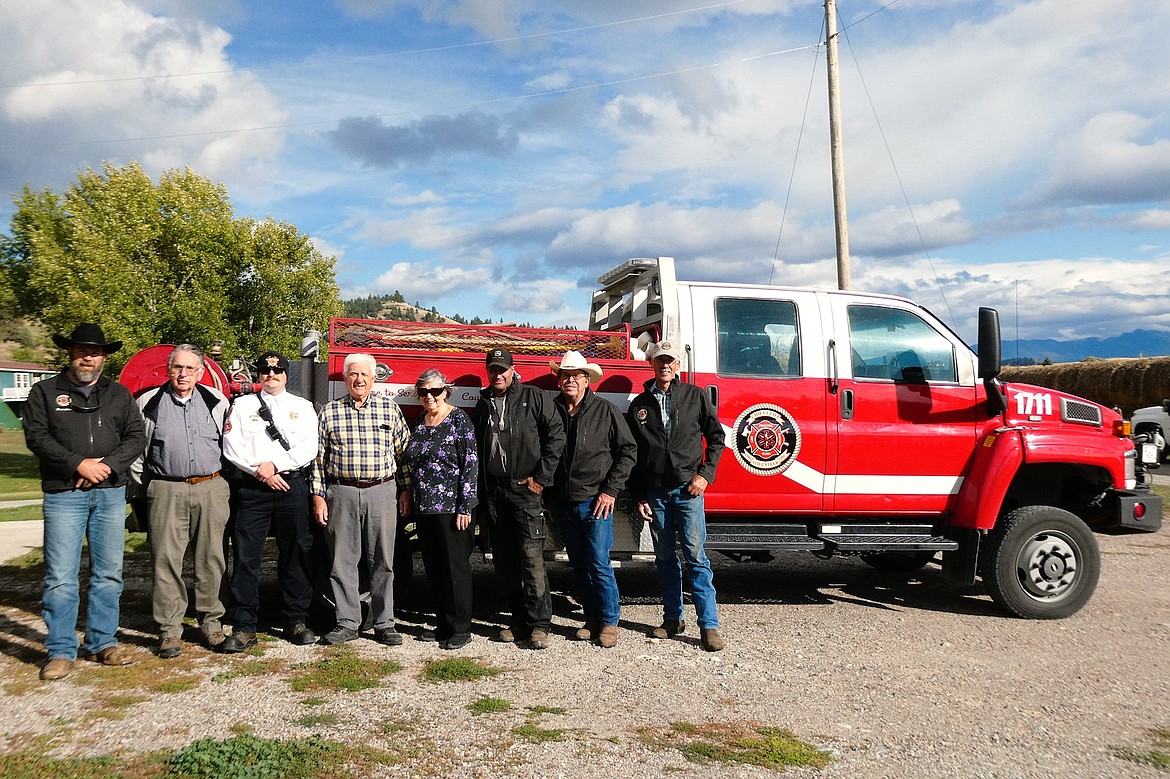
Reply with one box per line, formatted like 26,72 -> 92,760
700,628 -> 725,652
598,625 -> 619,648
649,620 -> 685,639
575,620 -> 600,641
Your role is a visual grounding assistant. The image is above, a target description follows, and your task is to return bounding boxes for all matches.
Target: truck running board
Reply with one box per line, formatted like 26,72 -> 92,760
815,524 -> 959,552
705,524 -> 825,551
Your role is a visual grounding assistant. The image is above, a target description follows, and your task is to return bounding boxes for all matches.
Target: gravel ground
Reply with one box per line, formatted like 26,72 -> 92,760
0,525 -> 1167,778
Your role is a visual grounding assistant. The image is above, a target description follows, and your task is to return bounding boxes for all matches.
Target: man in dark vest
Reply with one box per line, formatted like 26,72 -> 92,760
132,344 -> 230,658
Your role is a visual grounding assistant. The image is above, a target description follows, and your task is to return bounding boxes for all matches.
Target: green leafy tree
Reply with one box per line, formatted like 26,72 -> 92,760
1,162 -> 342,371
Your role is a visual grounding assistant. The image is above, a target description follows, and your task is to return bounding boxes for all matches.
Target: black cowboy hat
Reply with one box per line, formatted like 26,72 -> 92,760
52,323 -> 123,354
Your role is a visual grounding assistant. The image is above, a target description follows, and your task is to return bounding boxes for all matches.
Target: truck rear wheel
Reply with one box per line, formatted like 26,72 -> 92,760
981,506 -> 1100,619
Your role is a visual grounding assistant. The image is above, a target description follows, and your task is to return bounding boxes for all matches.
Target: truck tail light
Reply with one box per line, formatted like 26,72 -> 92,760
1133,502 -> 1147,521
1113,420 -> 1131,437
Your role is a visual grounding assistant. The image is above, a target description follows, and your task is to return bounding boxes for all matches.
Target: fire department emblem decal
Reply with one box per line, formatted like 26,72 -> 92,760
732,403 -> 801,476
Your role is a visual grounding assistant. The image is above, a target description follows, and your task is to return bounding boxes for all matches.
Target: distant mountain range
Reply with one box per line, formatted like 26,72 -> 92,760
998,329 -> 1170,364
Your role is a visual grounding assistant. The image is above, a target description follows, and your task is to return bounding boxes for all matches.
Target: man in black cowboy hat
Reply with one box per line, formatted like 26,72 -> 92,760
23,323 -> 147,680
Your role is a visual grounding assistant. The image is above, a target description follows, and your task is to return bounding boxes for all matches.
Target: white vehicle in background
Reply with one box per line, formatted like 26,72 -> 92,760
1131,401 -> 1170,465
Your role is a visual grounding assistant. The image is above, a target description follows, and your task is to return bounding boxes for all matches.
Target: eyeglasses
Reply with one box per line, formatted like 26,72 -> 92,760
558,373 -> 585,383
259,367 -> 286,375
417,387 -> 445,398
169,365 -> 202,375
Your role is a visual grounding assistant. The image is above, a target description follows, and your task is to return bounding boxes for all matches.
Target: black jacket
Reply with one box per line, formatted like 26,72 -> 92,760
474,375 -> 565,491
550,388 -> 637,503
23,371 -> 147,493
626,378 -> 725,499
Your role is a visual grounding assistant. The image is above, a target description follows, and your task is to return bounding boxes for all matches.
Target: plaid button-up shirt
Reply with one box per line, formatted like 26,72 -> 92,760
311,392 -> 411,497
651,383 -> 672,437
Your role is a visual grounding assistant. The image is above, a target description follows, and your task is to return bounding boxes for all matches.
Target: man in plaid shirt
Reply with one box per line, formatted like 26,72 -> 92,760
311,352 -> 411,646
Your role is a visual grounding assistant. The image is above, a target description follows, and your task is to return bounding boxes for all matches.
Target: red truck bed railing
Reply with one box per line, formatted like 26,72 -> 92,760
330,319 -> 631,360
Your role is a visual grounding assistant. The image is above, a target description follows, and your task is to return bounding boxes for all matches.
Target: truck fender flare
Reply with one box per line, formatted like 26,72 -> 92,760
951,429 -> 1023,530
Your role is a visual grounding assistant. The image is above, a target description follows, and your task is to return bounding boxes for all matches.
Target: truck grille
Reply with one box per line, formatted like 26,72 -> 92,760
1061,397 -> 1102,427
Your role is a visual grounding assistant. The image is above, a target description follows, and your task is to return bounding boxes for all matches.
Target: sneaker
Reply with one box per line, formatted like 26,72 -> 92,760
442,633 -> 472,650
205,630 -> 227,650
39,657 -> 74,681
319,626 -> 359,646
286,623 -> 317,646
158,636 -> 182,659
649,620 -> 685,640
527,629 -> 550,650
492,628 -> 515,643
598,625 -> 619,648
700,628 -> 725,652
574,620 -> 600,641
218,631 -> 257,654
374,628 -> 404,646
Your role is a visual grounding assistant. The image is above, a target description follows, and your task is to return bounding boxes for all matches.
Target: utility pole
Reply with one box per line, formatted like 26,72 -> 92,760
825,0 -> 851,290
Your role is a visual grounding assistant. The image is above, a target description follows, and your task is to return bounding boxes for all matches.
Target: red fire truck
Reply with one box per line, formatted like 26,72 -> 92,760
123,256 -> 1162,619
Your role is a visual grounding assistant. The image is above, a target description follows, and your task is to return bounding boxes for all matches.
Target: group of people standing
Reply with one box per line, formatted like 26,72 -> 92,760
22,323 -> 726,683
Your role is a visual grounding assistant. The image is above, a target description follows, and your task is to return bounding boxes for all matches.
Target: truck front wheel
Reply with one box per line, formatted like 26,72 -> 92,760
981,506 -> 1100,619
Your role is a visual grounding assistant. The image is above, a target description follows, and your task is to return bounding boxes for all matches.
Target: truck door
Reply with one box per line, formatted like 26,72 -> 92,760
686,287 -> 827,513
831,301 -> 978,514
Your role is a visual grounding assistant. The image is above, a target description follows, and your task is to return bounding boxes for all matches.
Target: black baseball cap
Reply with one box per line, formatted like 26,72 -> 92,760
486,347 -> 514,369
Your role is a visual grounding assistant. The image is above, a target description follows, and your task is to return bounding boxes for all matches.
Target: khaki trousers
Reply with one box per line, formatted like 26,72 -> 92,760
147,477 -> 230,638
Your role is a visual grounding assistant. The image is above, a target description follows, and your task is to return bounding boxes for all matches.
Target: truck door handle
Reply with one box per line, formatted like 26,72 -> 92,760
706,385 -> 718,409
828,338 -> 839,394
841,389 -> 854,420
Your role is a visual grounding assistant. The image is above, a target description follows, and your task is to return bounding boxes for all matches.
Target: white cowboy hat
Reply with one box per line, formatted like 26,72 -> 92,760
550,350 -> 602,382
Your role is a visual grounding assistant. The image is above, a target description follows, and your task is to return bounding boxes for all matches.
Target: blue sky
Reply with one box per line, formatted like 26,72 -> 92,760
2,0 -> 1169,344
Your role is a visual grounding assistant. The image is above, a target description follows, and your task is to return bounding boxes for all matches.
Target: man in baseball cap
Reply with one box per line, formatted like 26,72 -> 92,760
474,346 -> 565,649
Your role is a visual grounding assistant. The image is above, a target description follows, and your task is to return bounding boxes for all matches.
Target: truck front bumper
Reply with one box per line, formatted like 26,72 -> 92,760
1100,489 -> 1162,533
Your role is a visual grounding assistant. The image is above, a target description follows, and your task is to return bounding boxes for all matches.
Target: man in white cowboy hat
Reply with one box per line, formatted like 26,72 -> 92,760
627,340 -> 727,651
547,351 -> 636,648
23,323 -> 147,680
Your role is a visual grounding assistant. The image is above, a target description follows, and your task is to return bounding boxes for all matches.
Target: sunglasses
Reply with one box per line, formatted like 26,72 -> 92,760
417,387 -> 446,398
259,367 -> 286,375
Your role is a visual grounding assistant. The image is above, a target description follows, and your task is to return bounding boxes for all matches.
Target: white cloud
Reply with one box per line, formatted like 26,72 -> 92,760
0,0 -> 285,194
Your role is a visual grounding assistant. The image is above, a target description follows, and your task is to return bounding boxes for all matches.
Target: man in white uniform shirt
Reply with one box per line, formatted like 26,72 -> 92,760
220,350 -> 319,652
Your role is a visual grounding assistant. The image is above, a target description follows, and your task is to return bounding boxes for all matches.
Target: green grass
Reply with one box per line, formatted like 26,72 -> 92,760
1113,726 -> 1170,771
419,656 -> 504,683
0,504 -> 42,522
641,721 -> 832,772
168,733 -> 401,778
288,648 -> 402,692
511,723 -> 566,744
468,696 -> 511,716
0,429 -> 41,500
295,712 -> 340,728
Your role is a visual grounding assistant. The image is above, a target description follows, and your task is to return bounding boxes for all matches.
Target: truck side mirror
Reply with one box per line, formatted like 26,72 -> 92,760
977,307 -> 1007,415
977,307 -> 1001,379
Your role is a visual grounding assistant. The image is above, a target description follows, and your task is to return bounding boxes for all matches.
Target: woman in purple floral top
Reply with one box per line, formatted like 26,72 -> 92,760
403,368 -> 479,650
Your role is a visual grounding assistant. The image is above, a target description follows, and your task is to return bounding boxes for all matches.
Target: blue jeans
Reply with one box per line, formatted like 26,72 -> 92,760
42,487 -> 127,660
645,484 -> 718,629
556,499 -> 620,626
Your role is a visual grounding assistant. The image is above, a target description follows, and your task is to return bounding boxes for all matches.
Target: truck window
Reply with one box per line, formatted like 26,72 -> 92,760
715,298 -> 800,377
847,305 -> 957,383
